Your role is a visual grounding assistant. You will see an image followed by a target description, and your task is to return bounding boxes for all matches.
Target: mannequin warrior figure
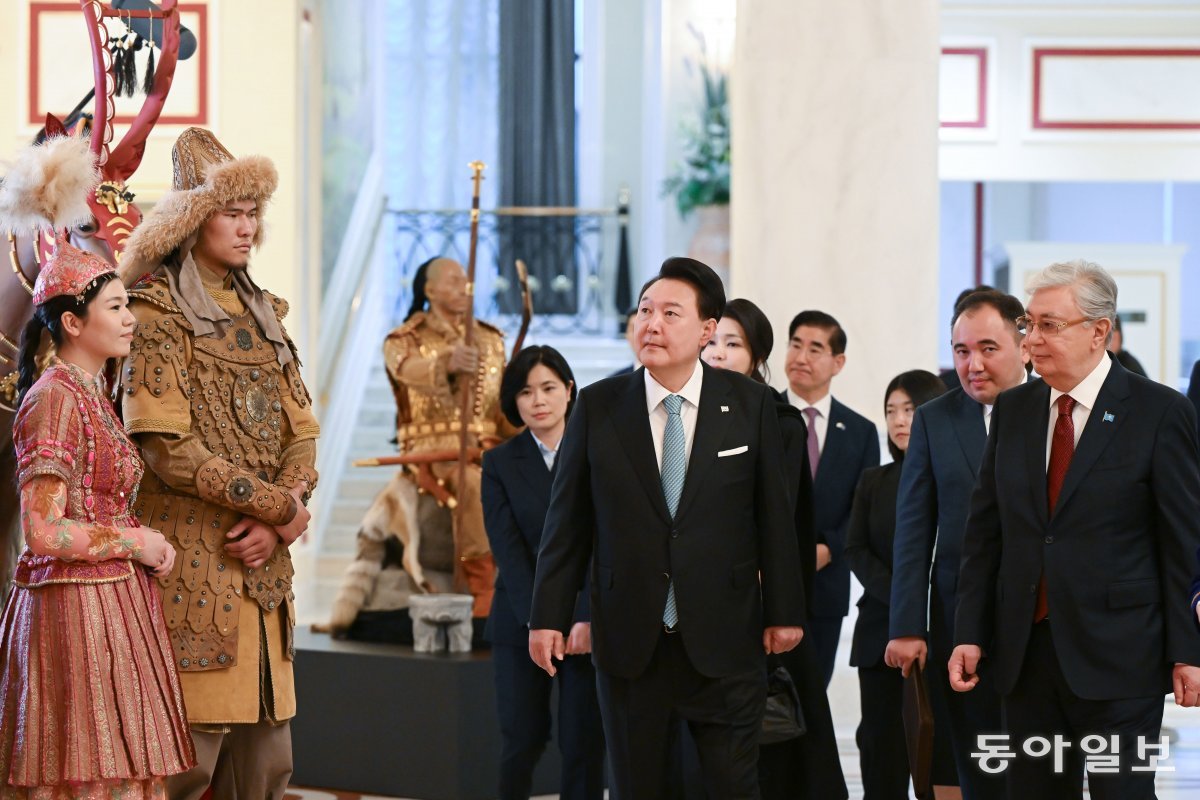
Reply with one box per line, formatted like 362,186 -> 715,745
384,256 -> 514,619
118,128 -> 318,800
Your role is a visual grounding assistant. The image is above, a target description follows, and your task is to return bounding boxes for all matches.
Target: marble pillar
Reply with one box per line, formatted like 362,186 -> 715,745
731,0 -> 941,421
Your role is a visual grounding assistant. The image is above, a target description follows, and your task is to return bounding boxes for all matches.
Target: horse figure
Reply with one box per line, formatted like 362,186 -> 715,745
0,0 -> 185,592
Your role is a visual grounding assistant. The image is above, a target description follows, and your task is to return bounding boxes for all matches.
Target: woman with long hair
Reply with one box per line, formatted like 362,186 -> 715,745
481,346 -> 604,799
703,298 -> 848,800
844,369 -> 951,799
0,219 -> 194,796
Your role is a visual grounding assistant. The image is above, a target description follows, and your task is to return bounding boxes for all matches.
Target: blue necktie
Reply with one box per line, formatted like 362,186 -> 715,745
660,394 -> 686,628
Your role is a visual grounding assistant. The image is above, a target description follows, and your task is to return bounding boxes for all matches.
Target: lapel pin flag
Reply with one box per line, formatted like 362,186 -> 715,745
1103,411 -> 1115,423
721,405 -> 729,413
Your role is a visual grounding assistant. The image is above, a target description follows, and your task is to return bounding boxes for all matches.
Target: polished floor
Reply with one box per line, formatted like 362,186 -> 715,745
287,600 -> 1200,799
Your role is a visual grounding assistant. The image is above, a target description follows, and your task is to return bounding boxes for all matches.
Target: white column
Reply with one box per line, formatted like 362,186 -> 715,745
731,0 -> 941,420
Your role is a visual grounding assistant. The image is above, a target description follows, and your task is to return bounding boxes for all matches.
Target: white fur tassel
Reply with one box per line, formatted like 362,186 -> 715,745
0,136 -> 99,235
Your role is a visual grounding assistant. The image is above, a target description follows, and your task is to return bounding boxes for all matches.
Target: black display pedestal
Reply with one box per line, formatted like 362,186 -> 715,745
291,628 -> 562,799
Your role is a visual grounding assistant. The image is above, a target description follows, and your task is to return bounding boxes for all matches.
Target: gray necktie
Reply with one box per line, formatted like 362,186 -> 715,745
803,406 -> 820,480
660,394 -> 685,628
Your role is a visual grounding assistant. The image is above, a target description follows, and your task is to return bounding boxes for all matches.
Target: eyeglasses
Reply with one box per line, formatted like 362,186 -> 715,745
1015,315 -> 1090,337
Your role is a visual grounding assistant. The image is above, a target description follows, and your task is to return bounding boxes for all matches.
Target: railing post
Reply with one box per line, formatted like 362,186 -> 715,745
614,185 -> 632,335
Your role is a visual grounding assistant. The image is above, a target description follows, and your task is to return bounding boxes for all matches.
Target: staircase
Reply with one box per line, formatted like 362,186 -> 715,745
303,333 -> 634,625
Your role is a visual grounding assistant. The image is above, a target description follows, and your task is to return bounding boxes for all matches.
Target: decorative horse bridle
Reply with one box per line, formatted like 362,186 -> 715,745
0,0 -> 183,410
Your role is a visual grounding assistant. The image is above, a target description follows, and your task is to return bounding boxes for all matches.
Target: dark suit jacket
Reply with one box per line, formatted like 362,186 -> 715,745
776,399 -> 817,614
955,357 -> 1200,699
845,462 -> 901,668
781,391 -> 880,619
1187,359 -> 1200,442
889,388 -> 986,641
530,363 -> 805,679
1191,550 -> 1200,632
481,430 -> 587,646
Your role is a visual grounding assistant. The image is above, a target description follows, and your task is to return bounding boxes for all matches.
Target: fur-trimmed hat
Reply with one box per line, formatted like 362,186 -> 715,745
119,127 -> 277,283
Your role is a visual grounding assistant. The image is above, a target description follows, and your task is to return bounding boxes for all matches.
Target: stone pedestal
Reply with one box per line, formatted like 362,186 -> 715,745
731,0 -> 941,418
291,628 -> 564,799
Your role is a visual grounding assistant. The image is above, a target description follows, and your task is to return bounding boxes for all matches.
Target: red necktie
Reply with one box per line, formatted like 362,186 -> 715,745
1035,394 -> 1076,622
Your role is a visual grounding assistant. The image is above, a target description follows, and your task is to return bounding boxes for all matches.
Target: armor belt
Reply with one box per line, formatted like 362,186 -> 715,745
397,419 -> 498,450
136,475 -> 295,672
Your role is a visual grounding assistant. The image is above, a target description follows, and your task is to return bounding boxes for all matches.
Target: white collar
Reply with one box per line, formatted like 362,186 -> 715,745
787,389 -> 832,420
1049,353 -> 1112,413
645,359 -> 705,414
984,370 -> 1030,416
531,431 -> 560,455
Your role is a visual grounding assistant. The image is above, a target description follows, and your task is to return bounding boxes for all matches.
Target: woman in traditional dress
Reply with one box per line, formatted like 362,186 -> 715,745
0,136 -> 194,799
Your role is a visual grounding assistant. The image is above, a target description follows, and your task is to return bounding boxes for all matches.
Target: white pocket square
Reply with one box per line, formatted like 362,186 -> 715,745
717,445 -> 749,458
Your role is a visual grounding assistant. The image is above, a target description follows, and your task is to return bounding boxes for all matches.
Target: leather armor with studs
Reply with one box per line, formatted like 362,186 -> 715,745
121,275 -> 319,672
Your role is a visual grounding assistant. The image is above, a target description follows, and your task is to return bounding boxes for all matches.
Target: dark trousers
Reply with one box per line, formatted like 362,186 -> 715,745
597,631 -> 766,800
758,635 -> 848,800
856,663 -> 913,800
928,585 -> 1006,799
1002,622 -> 1164,800
492,644 -> 606,800
807,614 -> 844,688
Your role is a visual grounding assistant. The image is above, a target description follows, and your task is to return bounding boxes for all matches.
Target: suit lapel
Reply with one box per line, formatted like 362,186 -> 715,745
609,369 -> 672,524
1052,361 -> 1130,519
675,364 -> 734,519
815,399 -> 852,492
513,431 -> 552,511
951,391 -> 987,474
1024,381 -> 1052,523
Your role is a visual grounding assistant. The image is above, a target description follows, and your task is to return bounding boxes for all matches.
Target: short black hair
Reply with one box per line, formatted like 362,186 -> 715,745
499,345 -> 578,428
953,284 -> 995,313
787,310 -> 847,355
883,369 -> 947,462
638,257 -> 725,322
951,289 -> 1024,332
721,298 -> 774,384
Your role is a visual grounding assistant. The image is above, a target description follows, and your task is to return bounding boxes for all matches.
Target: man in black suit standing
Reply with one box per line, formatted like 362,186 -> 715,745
529,258 -> 805,799
782,310 -> 879,686
951,260 -> 1200,798
885,290 -> 1027,800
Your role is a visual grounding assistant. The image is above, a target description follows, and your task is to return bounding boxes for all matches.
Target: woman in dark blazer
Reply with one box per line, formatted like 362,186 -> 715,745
481,346 -> 604,800
845,369 -> 948,799
703,298 -> 847,800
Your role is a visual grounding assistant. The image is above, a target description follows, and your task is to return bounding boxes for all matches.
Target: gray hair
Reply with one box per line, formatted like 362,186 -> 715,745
1025,259 -> 1117,340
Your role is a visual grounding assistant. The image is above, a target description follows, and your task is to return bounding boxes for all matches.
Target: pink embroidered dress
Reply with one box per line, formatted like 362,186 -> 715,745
0,360 -> 194,799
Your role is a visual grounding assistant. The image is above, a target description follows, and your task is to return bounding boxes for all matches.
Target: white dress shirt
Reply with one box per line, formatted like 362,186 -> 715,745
531,431 -> 560,471
646,360 -> 704,467
1045,354 -> 1112,468
786,390 -> 833,454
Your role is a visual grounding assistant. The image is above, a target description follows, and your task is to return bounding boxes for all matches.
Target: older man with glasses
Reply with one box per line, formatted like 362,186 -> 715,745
949,259 -> 1200,800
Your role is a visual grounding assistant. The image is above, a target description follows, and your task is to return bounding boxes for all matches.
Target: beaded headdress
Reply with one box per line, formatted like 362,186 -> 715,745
32,236 -> 115,306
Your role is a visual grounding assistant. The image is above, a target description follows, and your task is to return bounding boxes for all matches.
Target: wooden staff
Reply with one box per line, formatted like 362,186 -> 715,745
454,161 -> 486,574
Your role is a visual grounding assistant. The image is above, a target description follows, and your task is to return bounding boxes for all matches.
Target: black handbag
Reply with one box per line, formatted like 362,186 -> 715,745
760,661 -> 806,744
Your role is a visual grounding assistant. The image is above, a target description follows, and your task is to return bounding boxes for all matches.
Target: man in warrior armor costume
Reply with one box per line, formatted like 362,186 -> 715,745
382,256 -> 514,620
118,127 -> 319,800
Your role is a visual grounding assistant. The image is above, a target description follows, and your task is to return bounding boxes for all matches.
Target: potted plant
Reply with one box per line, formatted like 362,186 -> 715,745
663,28 -> 731,278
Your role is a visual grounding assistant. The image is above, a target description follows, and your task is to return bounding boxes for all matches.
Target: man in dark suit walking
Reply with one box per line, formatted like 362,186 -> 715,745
951,260 -> 1200,799
885,290 -> 1027,799
529,257 -> 804,799
781,310 -> 879,687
